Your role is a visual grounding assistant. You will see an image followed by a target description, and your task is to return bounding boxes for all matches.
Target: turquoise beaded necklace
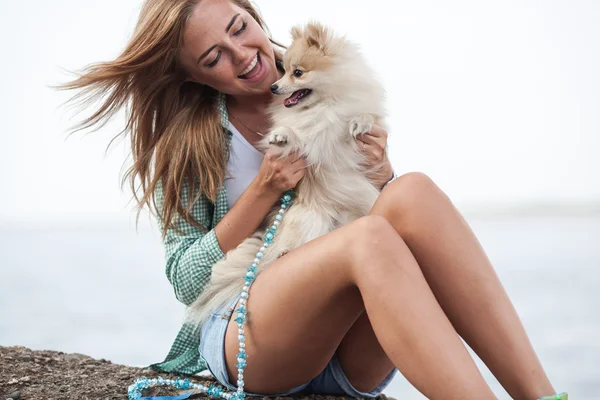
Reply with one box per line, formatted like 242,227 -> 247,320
128,93 -> 295,400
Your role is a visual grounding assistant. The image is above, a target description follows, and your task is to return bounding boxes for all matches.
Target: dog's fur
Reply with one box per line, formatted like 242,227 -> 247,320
186,22 -> 387,326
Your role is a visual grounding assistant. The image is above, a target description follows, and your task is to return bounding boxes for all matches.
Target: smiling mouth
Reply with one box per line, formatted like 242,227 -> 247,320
238,53 -> 260,79
284,89 -> 313,108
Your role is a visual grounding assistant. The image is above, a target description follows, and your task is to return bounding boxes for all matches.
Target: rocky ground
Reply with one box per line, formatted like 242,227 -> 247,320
1,346 -> 392,400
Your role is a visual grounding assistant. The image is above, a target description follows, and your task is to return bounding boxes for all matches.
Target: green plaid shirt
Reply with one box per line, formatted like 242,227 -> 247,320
150,95 -> 233,375
149,174 -> 231,375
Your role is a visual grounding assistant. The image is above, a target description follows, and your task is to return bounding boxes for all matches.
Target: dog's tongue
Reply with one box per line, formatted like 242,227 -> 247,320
284,90 -> 304,107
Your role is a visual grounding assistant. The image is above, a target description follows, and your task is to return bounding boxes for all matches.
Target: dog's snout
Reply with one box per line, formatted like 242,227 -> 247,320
270,84 -> 279,94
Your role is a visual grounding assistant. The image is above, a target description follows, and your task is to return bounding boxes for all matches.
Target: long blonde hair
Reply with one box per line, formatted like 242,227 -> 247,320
57,0 -> 283,236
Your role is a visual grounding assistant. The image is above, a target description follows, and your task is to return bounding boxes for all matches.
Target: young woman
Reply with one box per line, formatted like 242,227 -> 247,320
60,0 -> 566,399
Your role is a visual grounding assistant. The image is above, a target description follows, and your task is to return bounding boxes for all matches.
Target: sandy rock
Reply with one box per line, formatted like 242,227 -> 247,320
1,346 -> 394,400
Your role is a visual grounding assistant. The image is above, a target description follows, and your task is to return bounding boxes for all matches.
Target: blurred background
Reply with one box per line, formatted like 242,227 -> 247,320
1,0 -> 598,398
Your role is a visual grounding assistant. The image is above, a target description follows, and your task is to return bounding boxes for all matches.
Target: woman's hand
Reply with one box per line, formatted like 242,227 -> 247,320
254,149 -> 307,196
355,124 -> 394,189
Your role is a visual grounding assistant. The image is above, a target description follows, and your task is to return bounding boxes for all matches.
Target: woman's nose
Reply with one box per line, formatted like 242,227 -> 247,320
231,44 -> 247,65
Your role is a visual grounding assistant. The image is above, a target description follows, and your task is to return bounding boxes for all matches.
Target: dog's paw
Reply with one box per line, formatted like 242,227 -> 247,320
268,131 -> 288,146
349,114 -> 375,138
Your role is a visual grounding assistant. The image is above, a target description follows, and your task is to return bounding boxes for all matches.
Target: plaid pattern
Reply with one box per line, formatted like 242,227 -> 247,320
155,180 -> 229,307
150,179 -> 231,375
150,95 -> 232,376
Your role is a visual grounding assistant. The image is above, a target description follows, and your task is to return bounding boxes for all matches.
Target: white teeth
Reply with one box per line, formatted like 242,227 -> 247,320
239,54 -> 258,77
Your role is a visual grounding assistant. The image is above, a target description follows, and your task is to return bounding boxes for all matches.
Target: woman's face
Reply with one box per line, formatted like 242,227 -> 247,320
179,0 -> 279,97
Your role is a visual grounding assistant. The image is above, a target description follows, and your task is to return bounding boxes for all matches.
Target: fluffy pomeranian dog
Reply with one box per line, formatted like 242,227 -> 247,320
186,21 -> 387,325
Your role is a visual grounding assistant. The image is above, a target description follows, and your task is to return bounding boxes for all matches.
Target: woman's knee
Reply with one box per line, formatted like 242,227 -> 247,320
380,171 -> 450,223
350,215 -> 397,242
345,215 -> 412,274
387,172 -> 443,203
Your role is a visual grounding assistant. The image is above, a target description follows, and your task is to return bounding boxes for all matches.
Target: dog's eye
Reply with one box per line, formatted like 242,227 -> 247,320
293,69 -> 304,77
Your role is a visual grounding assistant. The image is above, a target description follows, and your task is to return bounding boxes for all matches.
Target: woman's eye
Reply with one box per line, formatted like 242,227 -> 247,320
233,21 -> 247,36
207,52 -> 221,68
205,21 -> 247,68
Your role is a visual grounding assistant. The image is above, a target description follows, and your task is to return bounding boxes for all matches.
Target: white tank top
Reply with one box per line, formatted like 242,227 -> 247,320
224,120 -> 264,209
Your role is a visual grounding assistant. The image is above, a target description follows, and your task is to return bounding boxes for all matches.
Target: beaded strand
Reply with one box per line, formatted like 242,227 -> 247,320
128,191 -> 295,400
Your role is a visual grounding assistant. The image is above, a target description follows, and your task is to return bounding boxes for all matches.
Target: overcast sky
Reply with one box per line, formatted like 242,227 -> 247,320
1,0 -> 598,224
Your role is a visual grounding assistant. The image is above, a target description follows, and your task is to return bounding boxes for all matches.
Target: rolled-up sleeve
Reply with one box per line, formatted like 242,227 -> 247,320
156,180 -> 226,306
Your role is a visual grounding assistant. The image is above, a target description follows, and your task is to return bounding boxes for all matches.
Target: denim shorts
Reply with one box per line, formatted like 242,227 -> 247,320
198,295 -> 398,398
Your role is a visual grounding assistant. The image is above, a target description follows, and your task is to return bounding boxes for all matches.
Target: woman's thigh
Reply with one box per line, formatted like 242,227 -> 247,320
223,216 -> 387,395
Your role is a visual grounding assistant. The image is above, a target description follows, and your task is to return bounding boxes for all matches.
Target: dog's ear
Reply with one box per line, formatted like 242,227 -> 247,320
290,25 -> 302,41
305,21 -> 329,53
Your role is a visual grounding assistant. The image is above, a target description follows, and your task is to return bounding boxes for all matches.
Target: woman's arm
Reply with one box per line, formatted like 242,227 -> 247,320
213,178 -> 281,254
156,151 -> 306,306
156,179 -> 226,306
214,149 -> 307,252
157,180 -> 278,306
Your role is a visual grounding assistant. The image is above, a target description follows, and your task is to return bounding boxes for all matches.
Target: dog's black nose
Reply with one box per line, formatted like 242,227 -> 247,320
270,84 -> 278,93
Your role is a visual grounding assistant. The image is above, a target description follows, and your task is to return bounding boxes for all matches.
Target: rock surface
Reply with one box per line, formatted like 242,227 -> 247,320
1,346 -> 393,400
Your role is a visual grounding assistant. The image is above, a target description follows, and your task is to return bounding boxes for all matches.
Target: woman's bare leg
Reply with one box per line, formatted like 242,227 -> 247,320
369,172 -> 555,399
335,311 -> 395,393
223,215 -> 497,399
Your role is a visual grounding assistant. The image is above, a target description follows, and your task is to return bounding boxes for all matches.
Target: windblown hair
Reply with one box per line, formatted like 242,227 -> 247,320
56,0 -> 283,236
